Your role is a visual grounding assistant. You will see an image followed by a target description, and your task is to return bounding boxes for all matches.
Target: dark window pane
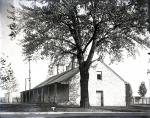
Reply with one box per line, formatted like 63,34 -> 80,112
97,74 -> 102,80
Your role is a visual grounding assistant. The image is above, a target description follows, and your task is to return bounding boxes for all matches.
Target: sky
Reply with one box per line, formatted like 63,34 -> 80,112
0,0 -> 50,97
0,0 -> 150,97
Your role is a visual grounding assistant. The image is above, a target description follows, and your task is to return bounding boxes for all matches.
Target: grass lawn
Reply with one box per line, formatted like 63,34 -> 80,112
0,103 -> 150,112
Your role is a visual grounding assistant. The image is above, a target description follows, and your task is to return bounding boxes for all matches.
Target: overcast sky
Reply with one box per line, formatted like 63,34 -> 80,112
0,0 -> 150,97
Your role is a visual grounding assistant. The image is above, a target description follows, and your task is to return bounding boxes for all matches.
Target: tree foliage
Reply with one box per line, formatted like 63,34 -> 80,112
126,83 -> 133,106
9,0 -> 150,107
9,0 -> 150,62
0,54 -> 18,93
138,82 -> 147,97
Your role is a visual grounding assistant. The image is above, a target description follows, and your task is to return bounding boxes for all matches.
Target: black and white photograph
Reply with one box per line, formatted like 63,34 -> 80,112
0,0 -> 150,118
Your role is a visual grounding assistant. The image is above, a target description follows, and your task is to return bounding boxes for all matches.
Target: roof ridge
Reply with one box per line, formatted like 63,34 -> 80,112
100,61 -> 128,84
33,68 -> 78,89
51,67 -> 79,84
47,68 -> 76,84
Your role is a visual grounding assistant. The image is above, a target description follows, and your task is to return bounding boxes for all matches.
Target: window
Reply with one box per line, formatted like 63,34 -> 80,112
97,71 -> 102,80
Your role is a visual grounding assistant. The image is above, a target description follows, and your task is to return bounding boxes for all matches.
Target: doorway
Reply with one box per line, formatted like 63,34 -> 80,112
96,91 -> 103,106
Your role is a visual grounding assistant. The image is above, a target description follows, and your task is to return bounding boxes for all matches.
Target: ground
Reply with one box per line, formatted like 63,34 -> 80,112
0,103 -> 150,112
0,104 -> 150,118
0,103 -> 110,112
0,112 -> 150,118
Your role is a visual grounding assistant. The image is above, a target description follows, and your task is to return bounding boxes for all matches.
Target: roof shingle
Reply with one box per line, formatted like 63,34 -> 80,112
33,67 -> 79,89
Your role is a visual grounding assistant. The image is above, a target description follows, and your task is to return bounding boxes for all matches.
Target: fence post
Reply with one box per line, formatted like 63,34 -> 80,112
142,98 -> 143,104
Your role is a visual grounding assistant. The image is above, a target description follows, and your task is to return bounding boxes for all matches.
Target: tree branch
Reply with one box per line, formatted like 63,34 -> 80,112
53,45 -> 77,56
86,23 -> 99,66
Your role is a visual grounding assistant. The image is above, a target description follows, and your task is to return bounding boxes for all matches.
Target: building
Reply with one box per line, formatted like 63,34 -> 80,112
20,61 -> 128,106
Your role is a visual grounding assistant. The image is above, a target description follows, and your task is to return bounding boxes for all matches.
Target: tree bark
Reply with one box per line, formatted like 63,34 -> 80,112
79,62 -> 90,108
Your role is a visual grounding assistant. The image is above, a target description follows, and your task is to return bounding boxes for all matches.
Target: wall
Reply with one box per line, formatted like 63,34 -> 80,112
69,74 -> 80,105
88,62 -> 126,106
57,83 -> 69,103
69,61 -> 126,106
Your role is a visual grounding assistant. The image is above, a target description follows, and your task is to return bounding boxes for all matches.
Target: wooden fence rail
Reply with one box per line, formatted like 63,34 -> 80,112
131,97 -> 150,105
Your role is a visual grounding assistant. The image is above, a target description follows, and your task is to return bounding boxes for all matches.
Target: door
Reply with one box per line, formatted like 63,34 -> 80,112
96,91 -> 103,106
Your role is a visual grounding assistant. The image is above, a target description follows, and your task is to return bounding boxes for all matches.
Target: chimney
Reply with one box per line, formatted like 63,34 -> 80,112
56,64 -> 59,74
71,56 -> 75,69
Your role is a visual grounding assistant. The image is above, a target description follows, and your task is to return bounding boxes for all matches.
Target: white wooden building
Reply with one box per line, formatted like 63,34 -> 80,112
21,61 -> 128,106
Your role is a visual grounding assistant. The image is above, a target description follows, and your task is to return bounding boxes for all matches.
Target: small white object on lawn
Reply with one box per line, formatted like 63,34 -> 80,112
51,107 -> 56,111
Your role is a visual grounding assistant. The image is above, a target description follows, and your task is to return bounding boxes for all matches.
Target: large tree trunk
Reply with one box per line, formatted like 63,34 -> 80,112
79,62 -> 90,108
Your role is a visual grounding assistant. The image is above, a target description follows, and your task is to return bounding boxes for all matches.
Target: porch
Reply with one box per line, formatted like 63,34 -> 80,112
20,83 -> 69,104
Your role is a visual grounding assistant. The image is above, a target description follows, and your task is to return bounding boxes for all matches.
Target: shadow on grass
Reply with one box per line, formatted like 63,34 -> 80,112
0,103 -> 150,112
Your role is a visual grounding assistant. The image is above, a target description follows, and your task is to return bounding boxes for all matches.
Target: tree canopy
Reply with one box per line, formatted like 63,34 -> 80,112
0,54 -> 18,102
9,0 -> 150,107
138,82 -> 147,97
126,83 -> 133,106
10,0 -> 150,63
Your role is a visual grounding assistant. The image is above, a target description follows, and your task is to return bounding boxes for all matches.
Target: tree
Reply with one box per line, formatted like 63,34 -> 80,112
126,83 -> 133,106
9,0 -> 150,107
0,54 -> 18,103
147,0 -> 150,31
138,82 -> 147,97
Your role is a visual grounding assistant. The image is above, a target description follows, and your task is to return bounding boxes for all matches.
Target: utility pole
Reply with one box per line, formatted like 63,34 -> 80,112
25,78 -> 27,91
24,56 -> 31,91
28,56 -> 31,90
147,52 -> 150,97
28,56 -> 31,103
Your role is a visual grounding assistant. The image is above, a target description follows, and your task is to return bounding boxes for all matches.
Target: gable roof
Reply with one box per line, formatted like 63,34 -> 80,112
33,61 -> 128,89
101,61 -> 128,84
33,67 -> 79,89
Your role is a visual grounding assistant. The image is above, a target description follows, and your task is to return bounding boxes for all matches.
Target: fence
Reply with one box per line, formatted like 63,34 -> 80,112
131,97 -> 150,105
